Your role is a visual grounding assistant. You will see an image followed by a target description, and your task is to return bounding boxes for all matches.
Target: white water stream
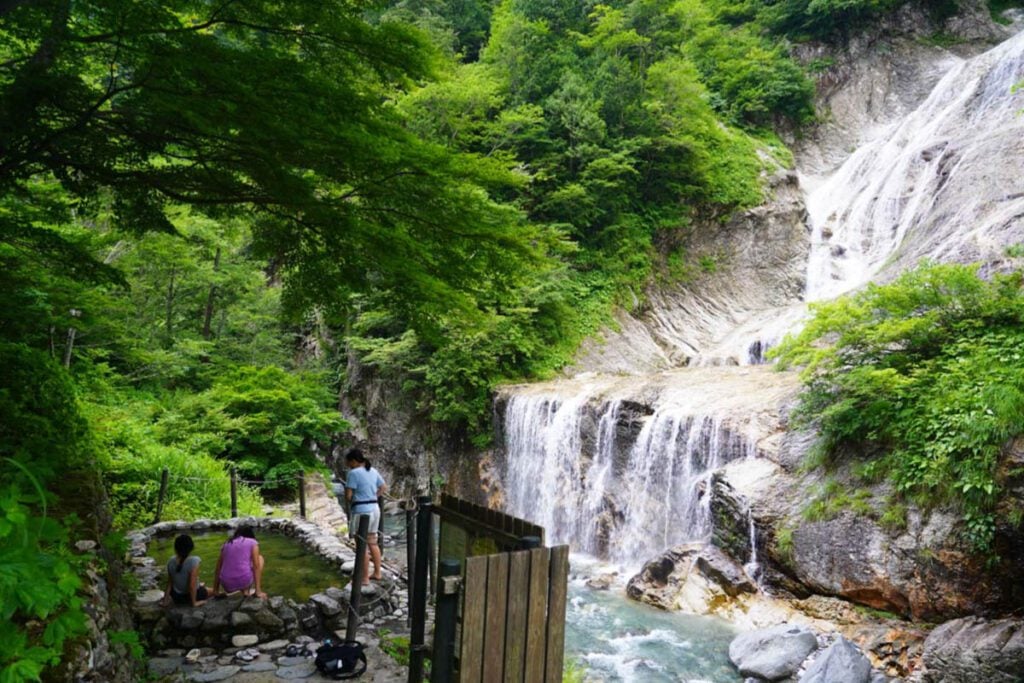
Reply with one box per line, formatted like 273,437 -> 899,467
497,28 -> 1024,682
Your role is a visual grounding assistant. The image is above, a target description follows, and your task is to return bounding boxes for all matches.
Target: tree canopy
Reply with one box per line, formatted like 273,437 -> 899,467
1,0 -> 554,336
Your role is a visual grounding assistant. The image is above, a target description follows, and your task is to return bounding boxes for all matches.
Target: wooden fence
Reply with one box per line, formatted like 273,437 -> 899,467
457,545 -> 570,683
436,493 -> 545,555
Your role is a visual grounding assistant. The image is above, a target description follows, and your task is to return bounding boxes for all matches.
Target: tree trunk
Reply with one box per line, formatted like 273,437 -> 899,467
164,267 -> 176,346
201,247 -> 221,339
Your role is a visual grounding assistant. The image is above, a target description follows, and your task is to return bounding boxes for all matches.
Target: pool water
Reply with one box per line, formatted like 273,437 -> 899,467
148,531 -> 347,603
565,558 -> 742,682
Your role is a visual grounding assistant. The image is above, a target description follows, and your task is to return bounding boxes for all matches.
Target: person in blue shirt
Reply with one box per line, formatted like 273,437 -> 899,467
344,448 -> 387,584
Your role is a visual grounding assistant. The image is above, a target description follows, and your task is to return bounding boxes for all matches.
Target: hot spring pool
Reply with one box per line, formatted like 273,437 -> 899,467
147,531 -> 347,603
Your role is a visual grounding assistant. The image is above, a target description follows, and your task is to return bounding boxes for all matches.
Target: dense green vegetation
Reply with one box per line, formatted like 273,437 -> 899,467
0,0 -> 549,677
774,263 -> 1024,553
0,0 -> 992,678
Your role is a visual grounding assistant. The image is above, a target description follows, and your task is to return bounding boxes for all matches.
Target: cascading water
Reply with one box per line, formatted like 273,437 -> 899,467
805,29 -> 1024,301
502,386 -> 762,565
495,27 -> 1024,683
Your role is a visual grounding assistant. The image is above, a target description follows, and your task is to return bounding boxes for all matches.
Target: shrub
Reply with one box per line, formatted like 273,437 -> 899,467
774,263 -> 1024,553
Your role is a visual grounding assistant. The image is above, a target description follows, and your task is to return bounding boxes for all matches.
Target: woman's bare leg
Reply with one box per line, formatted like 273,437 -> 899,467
368,533 -> 382,580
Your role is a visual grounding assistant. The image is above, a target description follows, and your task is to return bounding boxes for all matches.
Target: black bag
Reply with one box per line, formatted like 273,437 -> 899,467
314,640 -> 367,680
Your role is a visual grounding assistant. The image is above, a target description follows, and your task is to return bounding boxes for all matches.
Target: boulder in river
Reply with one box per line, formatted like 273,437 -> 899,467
800,636 -> 872,683
728,623 -> 818,681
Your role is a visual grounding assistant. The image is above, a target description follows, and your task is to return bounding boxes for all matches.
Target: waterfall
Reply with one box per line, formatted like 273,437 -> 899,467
805,30 -> 1024,301
502,390 -> 758,564
499,30 -> 1024,575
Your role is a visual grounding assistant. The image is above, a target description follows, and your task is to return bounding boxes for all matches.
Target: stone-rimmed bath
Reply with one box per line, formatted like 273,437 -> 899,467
128,516 -> 398,650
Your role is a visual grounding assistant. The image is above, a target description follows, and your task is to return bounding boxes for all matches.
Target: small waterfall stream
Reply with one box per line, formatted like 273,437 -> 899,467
494,27 -> 1024,682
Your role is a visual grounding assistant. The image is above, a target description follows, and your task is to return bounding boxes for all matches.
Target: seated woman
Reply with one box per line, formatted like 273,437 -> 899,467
161,534 -> 209,607
211,525 -> 267,599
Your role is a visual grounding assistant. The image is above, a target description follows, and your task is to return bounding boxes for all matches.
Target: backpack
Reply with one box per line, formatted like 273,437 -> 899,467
314,640 -> 367,680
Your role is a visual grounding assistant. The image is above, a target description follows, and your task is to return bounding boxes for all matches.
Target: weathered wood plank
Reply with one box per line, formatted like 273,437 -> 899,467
544,546 -> 570,683
503,550 -> 530,683
524,548 -> 550,683
459,556 -> 488,683
482,552 -> 510,682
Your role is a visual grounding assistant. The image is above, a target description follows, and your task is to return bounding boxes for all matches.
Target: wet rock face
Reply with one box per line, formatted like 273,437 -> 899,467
626,543 -> 756,612
785,510 -> 1024,621
710,457 -> 1024,621
569,169 -> 810,374
918,617 -> 1024,683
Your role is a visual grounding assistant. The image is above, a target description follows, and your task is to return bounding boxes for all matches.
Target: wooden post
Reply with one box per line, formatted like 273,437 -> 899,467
432,558 -> 461,683
298,473 -> 306,518
153,468 -> 169,524
230,467 -> 238,518
345,514 -> 370,641
428,511 -> 437,604
408,496 -> 432,683
406,505 -> 416,629
378,494 -> 386,559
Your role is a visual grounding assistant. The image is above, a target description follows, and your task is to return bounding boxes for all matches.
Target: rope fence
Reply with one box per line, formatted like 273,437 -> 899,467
152,467 -> 418,527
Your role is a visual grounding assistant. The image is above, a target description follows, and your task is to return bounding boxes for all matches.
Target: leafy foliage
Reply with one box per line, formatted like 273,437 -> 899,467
158,366 -> 346,487
774,263 -> 1024,552
0,345 -> 88,682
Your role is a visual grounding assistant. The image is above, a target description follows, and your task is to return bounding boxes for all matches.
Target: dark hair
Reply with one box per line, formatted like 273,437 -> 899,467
228,525 -> 256,544
346,447 -> 371,470
173,534 -> 195,573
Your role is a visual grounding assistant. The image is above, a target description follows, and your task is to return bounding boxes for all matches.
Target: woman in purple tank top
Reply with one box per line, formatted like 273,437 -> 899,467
211,526 -> 267,598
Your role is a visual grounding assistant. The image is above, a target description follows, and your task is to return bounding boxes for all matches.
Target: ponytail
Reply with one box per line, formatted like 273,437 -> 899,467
173,534 -> 195,573
345,448 -> 371,470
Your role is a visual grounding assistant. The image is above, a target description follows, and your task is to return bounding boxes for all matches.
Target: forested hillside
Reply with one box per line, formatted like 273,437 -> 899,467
0,0 -> 1000,679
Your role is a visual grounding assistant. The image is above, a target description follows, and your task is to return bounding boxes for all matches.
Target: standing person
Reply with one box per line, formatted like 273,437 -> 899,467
344,448 -> 387,584
211,525 -> 267,599
160,534 -> 209,607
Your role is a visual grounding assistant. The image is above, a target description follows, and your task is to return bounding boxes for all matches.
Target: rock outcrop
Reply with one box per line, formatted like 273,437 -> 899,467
708,456 -> 1024,621
569,168 -> 810,374
917,617 -> 1024,683
626,543 -> 757,613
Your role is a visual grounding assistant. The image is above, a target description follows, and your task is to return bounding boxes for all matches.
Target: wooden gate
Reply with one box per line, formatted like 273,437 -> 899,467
457,545 -> 570,683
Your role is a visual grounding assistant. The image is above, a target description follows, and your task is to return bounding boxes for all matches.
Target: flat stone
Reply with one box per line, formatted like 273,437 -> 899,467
275,662 -> 317,679
259,640 -> 290,652
137,589 -> 166,604
310,593 -> 343,617
181,612 -> 205,630
232,635 -> 259,648
243,662 -> 278,672
188,665 -> 240,682
75,540 -> 97,552
148,657 -> 182,677
231,612 -> 254,627
276,656 -> 309,667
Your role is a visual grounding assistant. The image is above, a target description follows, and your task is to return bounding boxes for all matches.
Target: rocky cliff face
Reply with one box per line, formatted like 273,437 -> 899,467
570,168 -> 810,374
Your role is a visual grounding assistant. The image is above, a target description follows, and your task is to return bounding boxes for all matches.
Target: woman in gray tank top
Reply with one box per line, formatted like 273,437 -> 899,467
160,534 -> 209,607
